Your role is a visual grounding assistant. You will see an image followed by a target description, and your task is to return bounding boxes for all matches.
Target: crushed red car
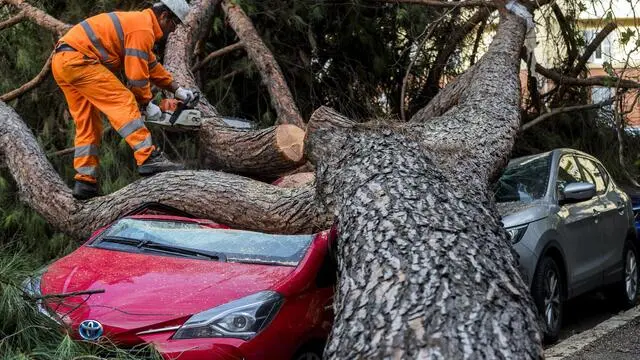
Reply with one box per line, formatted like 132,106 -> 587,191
24,203 -> 335,360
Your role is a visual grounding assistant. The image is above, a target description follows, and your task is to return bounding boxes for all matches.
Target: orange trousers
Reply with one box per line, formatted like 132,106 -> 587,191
51,50 -> 154,184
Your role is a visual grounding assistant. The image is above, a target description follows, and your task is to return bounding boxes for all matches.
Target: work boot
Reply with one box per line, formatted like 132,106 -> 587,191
73,180 -> 99,200
138,149 -> 185,176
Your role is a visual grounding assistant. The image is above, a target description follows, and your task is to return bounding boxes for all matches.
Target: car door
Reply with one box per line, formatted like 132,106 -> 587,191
577,157 -> 627,277
555,154 -> 604,293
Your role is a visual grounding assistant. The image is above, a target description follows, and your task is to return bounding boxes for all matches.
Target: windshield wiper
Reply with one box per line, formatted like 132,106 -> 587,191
99,236 -> 226,262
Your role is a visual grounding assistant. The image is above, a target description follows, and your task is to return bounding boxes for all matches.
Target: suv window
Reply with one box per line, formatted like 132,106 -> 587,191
557,155 -> 583,196
577,157 -> 606,194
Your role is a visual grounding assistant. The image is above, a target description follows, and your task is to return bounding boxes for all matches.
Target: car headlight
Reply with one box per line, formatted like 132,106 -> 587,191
21,269 -> 61,324
173,291 -> 283,340
506,225 -> 528,244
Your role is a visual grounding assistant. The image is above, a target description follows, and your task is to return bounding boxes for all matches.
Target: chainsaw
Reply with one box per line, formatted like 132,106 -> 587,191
145,91 -> 202,129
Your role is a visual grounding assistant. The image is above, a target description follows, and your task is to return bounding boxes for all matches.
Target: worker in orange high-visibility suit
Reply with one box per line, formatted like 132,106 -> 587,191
52,0 -> 193,200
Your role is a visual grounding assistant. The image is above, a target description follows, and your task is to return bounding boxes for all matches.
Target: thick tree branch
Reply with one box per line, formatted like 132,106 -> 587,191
535,63 -> 640,88
409,65 -> 476,121
413,8 -> 491,114
221,0 -> 304,128
0,51 -> 53,102
0,101 -> 325,239
469,18 -> 487,65
551,4 -> 578,66
413,11 -> 528,188
571,22 -> 616,77
521,99 -> 614,131
1,0 -> 70,35
0,10 -> 25,31
190,41 -> 245,73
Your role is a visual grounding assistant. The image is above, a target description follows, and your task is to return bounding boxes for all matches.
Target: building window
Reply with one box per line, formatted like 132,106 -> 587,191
591,86 -> 614,110
583,29 -> 612,63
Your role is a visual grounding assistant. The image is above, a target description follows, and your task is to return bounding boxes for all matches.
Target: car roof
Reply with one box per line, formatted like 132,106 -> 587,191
508,148 -> 600,166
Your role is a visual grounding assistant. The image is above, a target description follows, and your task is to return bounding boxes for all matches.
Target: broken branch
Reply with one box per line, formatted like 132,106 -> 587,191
571,22 -> 616,77
1,0 -> 70,35
535,63 -> 640,88
0,10 -> 25,31
521,99 -> 614,131
0,50 -> 54,102
190,41 -> 245,73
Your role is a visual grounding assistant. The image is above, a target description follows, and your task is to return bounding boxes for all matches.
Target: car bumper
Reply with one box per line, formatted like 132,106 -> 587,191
513,242 -> 537,288
140,334 -> 247,360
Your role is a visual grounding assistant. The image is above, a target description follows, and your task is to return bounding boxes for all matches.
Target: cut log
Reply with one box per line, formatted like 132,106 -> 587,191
201,123 -> 306,178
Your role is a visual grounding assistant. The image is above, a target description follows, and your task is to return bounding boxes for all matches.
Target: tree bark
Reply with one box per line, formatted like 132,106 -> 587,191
221,0 -> 305,128
0,0 -> 70,35
306,10 -> 542,359
0,10 -> 25,31
0,101 -> 326,240
201,123 -> 306,178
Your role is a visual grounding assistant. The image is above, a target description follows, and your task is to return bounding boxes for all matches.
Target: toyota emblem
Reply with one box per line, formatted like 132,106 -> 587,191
78,319 -> 103,341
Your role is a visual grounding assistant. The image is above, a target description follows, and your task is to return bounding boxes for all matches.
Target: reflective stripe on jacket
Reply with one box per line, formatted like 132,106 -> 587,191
60,9 -> 173,104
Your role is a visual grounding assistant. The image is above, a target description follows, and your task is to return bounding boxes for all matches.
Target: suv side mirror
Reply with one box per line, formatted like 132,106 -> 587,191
560,182 -> 596,204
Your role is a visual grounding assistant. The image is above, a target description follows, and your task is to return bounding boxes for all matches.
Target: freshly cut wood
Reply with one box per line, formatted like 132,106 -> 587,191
202,123 -> 306,178
272,172 -> 315,188
0,101 -> 325,239
222,0 -> 304,128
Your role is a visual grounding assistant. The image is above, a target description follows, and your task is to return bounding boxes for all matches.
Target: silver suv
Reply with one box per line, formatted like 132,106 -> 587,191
495,148 -> 638,342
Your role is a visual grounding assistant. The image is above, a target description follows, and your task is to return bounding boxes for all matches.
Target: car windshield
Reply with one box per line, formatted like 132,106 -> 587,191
92,219 -> 314,266
494,154 -> 552,203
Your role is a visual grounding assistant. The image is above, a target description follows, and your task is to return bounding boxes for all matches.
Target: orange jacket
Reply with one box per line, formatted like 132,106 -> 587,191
60,9 -> 173,104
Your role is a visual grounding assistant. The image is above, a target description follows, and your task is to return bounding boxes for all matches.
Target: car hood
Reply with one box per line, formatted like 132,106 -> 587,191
496,200 -> 550,228
41,246 -> 293,340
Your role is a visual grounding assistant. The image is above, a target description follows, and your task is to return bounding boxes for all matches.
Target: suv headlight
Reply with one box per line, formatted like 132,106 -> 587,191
506,225 -> 528,244
173,291 -> 283,340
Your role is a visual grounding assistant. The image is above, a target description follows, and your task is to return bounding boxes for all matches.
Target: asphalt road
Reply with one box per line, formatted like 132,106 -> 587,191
563,316 -> 640,360
557,291 -> 623,343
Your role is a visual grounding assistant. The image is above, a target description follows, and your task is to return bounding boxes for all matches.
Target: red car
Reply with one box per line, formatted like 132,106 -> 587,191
25,203 -> 335,360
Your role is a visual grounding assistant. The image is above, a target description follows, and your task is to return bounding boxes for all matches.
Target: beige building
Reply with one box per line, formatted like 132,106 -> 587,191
530,0 -> 640,125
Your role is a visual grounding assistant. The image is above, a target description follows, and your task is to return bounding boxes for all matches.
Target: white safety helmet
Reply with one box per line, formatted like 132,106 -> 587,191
157,0 -> 190,24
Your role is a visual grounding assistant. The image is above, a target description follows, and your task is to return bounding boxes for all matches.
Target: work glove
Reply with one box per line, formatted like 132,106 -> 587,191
175,87 -> 194,102
145,102 -> 162,121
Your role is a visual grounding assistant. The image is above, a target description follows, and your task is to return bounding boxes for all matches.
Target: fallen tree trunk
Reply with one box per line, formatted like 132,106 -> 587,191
0,101 -> 325,239
306,10 -> 543,359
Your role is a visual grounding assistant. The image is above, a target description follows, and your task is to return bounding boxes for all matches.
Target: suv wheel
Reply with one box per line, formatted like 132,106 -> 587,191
613,241 -> 639,309
532,256 -> 563,343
